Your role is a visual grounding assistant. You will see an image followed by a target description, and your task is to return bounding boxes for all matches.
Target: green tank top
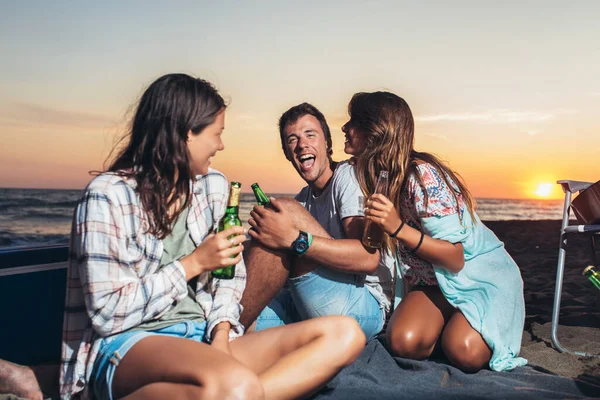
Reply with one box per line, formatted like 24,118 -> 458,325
133,206 -> 205,332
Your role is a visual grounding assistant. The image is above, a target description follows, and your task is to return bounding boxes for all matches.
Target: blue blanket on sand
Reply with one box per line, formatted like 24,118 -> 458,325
312,339 -> 600,399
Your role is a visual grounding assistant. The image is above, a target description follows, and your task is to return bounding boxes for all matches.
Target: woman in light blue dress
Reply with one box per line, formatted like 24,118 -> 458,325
342,91 -> 527,372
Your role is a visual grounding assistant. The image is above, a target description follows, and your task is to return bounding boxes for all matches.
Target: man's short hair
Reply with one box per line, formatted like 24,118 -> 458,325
278,103 -> 333,160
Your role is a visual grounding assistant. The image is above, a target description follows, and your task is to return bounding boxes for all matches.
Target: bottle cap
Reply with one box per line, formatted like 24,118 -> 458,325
583,265 -> 595,275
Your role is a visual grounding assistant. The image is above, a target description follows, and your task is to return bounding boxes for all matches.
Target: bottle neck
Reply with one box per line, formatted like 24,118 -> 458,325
224,205 -> 239,216
253,188 -> 270,205
256,195 -> 269,205
227,184 -> 242,210
373,171 -> 389,195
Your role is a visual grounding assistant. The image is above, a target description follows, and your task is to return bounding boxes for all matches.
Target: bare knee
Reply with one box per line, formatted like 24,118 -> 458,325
202,364 -> 264,400
275,197 -> 330,237
321,316 -> 366,366
275,196 -> 303,209
442,337 -> 490,373
276,197 -> 313,227
386,326 -> 436,360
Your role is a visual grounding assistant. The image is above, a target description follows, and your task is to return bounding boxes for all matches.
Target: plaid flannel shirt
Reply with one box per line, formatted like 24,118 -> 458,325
59,169 -> 246,399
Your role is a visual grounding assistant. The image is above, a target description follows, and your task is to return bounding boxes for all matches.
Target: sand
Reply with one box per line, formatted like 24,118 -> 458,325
485,220 -> 600,385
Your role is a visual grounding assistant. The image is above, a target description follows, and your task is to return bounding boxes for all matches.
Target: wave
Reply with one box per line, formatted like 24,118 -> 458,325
0,199 -> 78,211
0,231 -> 69,248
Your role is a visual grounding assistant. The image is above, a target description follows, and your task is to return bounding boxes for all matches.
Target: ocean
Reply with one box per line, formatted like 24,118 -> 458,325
0,187 -> 565,250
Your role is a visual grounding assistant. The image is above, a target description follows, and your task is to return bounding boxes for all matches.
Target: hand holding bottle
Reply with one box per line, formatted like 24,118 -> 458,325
362,170 -> 389,248
365,194 -> 403,238
247,197 -> 299,250
251,183 -> 271,207
180,226 -> 245,280
212,181 -> 243,279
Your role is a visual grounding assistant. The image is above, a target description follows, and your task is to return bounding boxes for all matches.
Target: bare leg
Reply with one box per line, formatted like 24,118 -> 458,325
31,363 -> 60,398
121,382 -> 222,400
385,286 -> 453,359
240,239 -> 290,329
111,336 -> 264,400
441,310 -> 491,373
240,197 -> 333,328
0,359 -> 43,400
230,315 -> 366,400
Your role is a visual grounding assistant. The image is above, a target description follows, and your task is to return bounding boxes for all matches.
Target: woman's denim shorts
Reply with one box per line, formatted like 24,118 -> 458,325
90,320 -> 207,400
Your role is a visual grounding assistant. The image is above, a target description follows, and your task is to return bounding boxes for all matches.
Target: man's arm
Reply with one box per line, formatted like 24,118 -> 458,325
248,197 -> 380,274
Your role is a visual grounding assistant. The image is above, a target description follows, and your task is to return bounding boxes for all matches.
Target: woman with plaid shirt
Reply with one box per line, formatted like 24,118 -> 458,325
60,73 -> 366,400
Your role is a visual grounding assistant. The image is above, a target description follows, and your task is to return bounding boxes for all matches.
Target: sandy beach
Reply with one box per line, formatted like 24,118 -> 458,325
485,220 -> 600,384
2,220 -> 599,399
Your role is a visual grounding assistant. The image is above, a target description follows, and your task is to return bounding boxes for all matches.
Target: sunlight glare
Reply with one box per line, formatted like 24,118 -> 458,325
535,183 -> 553,197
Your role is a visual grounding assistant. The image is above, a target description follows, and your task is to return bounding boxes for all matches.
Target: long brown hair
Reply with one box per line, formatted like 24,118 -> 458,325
347,91 -> 476,255
106,73 -> 226,239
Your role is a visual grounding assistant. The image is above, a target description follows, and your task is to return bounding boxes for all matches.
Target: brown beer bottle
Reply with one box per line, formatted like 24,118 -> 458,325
362,170 -> 389,249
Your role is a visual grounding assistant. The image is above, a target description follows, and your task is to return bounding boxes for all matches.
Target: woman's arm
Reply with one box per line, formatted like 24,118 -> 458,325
205,250 -> 246,340
365,193 -> 465,273
247,198 -> 380,274
197,172 -> 247,340
210,321 -> 232,354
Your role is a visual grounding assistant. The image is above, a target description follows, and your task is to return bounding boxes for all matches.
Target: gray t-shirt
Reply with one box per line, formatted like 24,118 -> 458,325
134,207 -> 206,332
295,160 -> 393,311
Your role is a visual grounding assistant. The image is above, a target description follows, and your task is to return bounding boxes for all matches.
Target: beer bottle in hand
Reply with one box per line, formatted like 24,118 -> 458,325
251,183 -> 270,206
362,170 -> 389,249
212,182 -> 242,279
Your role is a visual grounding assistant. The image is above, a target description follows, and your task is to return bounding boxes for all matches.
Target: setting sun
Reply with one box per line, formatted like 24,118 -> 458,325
534,183 -> 553,198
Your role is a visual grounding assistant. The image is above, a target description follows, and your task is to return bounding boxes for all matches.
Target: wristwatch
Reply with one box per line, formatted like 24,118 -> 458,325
291,230 -> 312,257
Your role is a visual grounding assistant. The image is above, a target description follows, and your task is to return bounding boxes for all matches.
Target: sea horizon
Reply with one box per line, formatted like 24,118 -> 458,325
0,185 -> 568,202
0,187 -> 566,250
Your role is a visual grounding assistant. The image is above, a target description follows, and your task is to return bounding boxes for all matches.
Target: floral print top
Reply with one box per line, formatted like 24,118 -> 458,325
397,163 -> 466,286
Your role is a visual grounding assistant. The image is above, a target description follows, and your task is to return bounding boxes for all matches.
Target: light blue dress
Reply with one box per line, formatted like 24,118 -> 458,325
395,164 -> 527,371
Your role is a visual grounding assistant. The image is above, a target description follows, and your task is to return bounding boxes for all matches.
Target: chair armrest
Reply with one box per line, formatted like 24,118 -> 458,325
557,180 -> 593,194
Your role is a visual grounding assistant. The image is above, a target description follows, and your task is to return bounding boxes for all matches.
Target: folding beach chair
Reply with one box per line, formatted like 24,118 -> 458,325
551,180 -> 600,357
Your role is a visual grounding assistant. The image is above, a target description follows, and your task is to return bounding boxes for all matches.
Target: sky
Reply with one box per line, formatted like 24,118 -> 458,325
1,0 -> 598,199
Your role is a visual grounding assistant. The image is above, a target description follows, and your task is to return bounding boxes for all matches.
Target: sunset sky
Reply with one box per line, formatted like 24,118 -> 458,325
1,1 -> 598,199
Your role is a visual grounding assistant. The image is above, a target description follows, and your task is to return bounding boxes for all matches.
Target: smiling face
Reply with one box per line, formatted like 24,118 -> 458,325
187,109 -> 225,176
341,120 -> 367,156
283,114 -> 333,191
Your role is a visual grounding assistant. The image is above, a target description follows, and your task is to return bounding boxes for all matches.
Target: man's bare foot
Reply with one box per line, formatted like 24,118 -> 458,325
0,359 -> 43,400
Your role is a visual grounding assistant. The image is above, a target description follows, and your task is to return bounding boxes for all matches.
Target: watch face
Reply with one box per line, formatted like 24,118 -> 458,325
295,240 -> 308,252
292,231 -> 310,255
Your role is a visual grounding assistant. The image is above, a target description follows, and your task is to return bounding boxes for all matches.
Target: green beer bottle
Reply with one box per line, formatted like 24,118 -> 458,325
212,182 -> 242,279
583,265 -> 600,290
251,183 -> 270,206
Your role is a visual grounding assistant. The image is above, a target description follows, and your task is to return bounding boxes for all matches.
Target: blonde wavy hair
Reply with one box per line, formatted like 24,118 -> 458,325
347,91 -> 476,256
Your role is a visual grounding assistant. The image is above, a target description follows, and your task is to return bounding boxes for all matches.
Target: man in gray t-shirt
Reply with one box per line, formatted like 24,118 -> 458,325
240,103 -> 393,340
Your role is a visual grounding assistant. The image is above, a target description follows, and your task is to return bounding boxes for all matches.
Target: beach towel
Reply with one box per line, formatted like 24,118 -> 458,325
312,338 -> 600,399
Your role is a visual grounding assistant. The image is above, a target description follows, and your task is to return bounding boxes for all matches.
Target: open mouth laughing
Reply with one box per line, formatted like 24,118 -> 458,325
298,153 -> 316,171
